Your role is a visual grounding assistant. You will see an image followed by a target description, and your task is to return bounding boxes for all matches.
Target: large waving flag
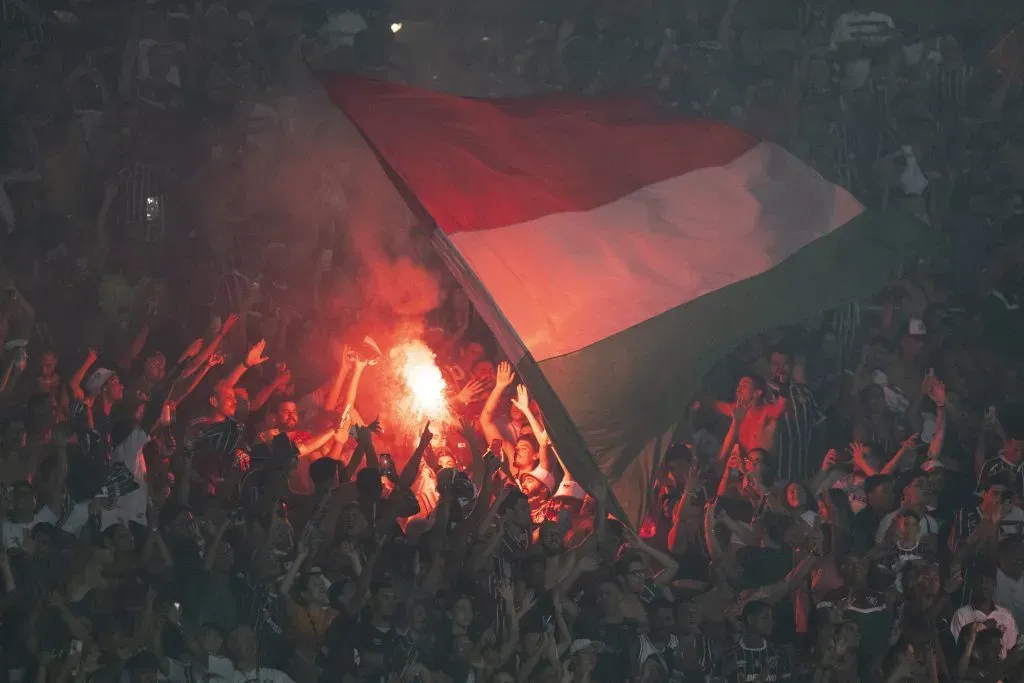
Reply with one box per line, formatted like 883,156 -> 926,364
323,74 -> 923,524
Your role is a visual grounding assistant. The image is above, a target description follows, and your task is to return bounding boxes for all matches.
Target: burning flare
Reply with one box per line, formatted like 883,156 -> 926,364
391,340 -> 450,434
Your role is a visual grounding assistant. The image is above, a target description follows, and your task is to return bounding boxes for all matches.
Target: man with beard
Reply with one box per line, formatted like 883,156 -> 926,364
257,396 -> 347,496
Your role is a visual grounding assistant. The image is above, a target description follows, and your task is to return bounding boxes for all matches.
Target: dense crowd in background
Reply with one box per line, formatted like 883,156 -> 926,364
3,0 -> 1024,681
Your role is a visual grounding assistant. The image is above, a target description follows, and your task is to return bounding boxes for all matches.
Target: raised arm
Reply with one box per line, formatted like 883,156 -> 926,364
925,378 -> 947,461
880,435 -> 920,475
511,384 -> 554,474
68,348 -> 98,401
850,441 -> 878,477
249,363 -> 291,413
480,362 -> 516,461
170,352 -> 223,406
119,322 -> 150,372
322,347 -> 353,413
622,525 -> 679,587
182,313 -> 238,380
219,337 -> 269,392
400,423 -> 433,491
668,459 -> 702,553
339,357 -> 368,418
716,402 -> 747,465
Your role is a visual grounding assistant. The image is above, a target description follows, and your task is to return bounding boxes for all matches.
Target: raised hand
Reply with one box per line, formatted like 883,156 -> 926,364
512,384 -> 530,413
821,449 -> 839,471
927,375 -> 947,407
331,341 -> 350,363
455,378 -> 487,405
726,452 -> 743,471
497,577 -> 514,603
178,337 -> 204,363
495,361 -> 516,389
355,425 -> 373,447
274,362 -> 293,387
849,442 -> 867,463
220,312 -> 240,335
418,422 -> 433,450
899,433 -> 921,452
245,338 -> 270,368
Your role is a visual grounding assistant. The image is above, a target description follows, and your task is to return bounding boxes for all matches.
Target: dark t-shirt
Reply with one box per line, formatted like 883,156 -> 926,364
321,612 -> 402,682
573,613 -> 640,683
736,546 -> 796,644
816,587 -> 891,674
851,506 -> 886,552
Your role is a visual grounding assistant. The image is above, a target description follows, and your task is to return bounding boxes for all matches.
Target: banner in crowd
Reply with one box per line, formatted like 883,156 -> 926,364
323,73 -> 924,525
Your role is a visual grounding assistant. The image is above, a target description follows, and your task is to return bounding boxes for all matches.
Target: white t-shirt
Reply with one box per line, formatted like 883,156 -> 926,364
34,501 -> 91,536
1,519 -> 35,549
101,428 -> 150,530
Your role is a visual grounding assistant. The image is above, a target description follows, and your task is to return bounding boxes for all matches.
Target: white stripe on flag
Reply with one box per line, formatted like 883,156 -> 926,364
447,141 -> 864,361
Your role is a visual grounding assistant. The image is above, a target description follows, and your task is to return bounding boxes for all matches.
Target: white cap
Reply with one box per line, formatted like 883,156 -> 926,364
84,368 -> 115,396
908,317 -> 927,337
521,467 -> 556,494
569,639 -> 603,657
554,479 -> 586,501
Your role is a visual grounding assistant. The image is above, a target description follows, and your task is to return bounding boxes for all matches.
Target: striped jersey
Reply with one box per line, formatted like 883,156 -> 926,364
767,381 -> 824,483
712,640 -> 791,683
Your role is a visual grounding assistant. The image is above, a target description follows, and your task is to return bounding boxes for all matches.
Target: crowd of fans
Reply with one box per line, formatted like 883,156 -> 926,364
3,0 -> 1024,682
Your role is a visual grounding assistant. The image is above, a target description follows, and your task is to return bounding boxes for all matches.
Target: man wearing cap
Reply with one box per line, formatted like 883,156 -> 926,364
82,366 -> 125,440
883,317 -> 929,417
566,639 -> 601,682
519,458 -> 556,525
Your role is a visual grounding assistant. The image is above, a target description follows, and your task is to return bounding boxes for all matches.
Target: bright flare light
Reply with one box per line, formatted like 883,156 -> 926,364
391,340 -> 449,434
390,22 -> 402,33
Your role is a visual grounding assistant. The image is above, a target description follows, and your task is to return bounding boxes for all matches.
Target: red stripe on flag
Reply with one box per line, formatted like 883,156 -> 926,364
322,74 -> 758,234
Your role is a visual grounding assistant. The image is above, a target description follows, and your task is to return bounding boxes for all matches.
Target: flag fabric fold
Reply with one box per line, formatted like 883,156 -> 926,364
323,73 -> 924,525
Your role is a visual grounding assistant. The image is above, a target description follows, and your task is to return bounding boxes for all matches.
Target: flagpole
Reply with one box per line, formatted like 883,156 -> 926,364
430,231 -> 629,525
337,103 -> 629,523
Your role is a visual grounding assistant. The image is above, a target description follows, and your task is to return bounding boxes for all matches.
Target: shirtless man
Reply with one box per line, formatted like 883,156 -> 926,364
717,374 -> 787,454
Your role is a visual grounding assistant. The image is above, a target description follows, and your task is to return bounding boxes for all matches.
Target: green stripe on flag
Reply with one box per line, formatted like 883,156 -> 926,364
536,209 -> 929,525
